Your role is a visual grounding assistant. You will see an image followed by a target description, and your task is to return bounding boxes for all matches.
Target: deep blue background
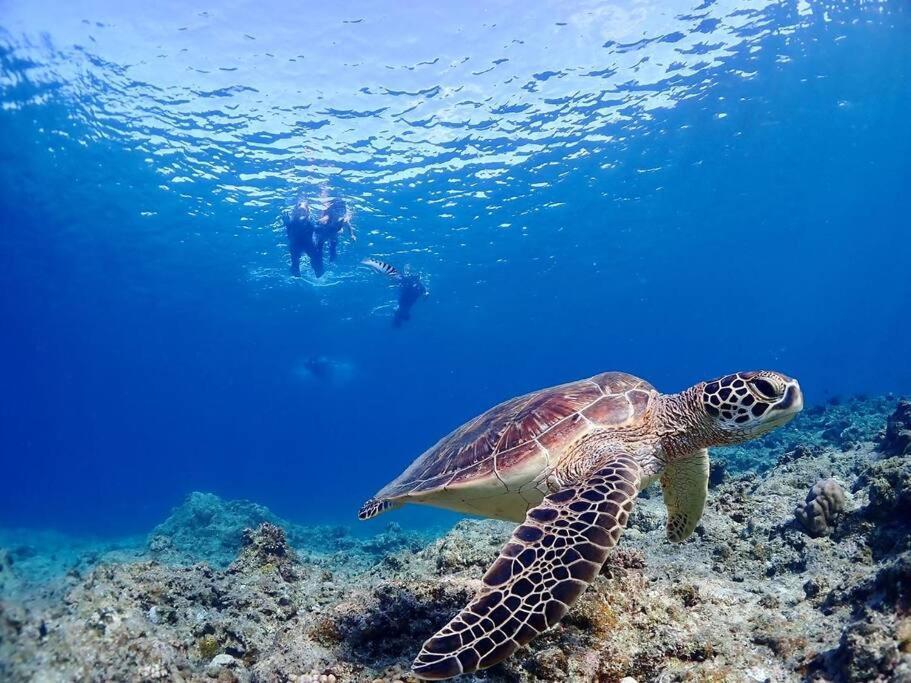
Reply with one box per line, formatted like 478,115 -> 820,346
1,0 -> 908,534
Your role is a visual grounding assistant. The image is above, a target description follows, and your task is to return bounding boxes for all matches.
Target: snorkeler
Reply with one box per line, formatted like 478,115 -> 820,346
297,355 -> 355,384
315,197 -> 356,263
362,258 -> 428,327
282,200 -> 323,277
302,355 -> 332,380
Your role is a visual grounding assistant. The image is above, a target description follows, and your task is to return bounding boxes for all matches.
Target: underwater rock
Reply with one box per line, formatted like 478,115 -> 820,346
229,522 -> 299,582
361,521 -> 427,556
777,443 -> 824,466
148,491 -> 284,567
205,652 -> 238,675
850,455 -> 911,560
428,519 -> 509,574
324,579 -> 474,667
708,458 -> 728,488
821,421 -> 863,450
599,546 -> 646,579
845,551 -> 911,613
625,497 -> 664,533
880,399 -> 911,456
794,478 -> 847,537
857,455 -> 911,522
830,614 -> 904,683
0,536 -> 339,681
0,548 -> 18,596
147,492 -> 432,572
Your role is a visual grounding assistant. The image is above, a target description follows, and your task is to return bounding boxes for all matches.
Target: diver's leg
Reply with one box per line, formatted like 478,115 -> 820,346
309,246 -> 325,278
393,306 -> 411,327
329,237 -> 338,262
290,246 -> 302,277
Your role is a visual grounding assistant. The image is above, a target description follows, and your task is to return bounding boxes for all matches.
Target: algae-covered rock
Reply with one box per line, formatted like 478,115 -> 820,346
148,491 -> 284,567
865,459 -> 911,520
361,521 -> 427,556
831,615 -> 903,682
325,579 -> 474,666
229,522 -> 299,582
147,493 -> 432,572
0,528 -> 334,681
843,551 -> 911,613
0,548 -> 19,596
880,400 -> 911,456
205,652 -> 238,675
428,519 -> 508,574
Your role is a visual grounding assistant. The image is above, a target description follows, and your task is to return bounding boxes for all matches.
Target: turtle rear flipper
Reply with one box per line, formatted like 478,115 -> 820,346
412,452 -> 641,680
358,497 -> 401,520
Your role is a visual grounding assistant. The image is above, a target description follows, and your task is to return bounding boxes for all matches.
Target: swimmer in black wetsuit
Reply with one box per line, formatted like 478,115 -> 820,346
315,197 -> 356,264
282,200 -> 323,277
361,258 -> 427,327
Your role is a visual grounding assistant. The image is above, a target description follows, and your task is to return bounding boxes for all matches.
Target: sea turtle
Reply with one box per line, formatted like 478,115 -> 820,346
359,370 -> 803,679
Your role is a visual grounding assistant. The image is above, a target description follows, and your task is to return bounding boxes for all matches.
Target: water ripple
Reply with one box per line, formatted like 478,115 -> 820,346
0,0 -> 900,279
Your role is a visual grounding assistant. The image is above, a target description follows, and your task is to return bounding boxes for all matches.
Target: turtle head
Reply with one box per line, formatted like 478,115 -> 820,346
699,371 -> 803,443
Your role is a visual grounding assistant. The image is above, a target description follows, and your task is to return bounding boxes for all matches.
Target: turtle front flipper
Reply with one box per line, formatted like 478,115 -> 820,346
660,448 -> 709,543
412,453 -> 642,680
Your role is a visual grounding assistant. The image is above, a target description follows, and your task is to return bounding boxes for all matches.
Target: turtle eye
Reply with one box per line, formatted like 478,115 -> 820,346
750,378 -> 779,400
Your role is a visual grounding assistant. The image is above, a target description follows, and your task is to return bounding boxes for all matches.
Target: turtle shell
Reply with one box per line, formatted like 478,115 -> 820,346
376,372 -> 655,502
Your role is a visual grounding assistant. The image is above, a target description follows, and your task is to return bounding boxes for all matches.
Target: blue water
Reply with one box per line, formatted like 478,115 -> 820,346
1,0 -> 908,536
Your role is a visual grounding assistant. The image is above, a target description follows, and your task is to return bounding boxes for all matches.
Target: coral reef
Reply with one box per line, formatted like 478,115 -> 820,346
794,478 -> 847,537
1,396 -> 911,682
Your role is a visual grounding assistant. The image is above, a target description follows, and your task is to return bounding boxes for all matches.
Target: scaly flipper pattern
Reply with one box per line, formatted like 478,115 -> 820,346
412,453 -> 642,680
357,497 -> 401,520
660,448 -> 709,542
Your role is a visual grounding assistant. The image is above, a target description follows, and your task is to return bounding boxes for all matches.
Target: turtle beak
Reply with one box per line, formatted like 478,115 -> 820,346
771,381 -> 803,417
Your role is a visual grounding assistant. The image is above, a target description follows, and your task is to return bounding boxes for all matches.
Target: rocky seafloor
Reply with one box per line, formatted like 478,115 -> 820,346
2,396 -> 910,683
